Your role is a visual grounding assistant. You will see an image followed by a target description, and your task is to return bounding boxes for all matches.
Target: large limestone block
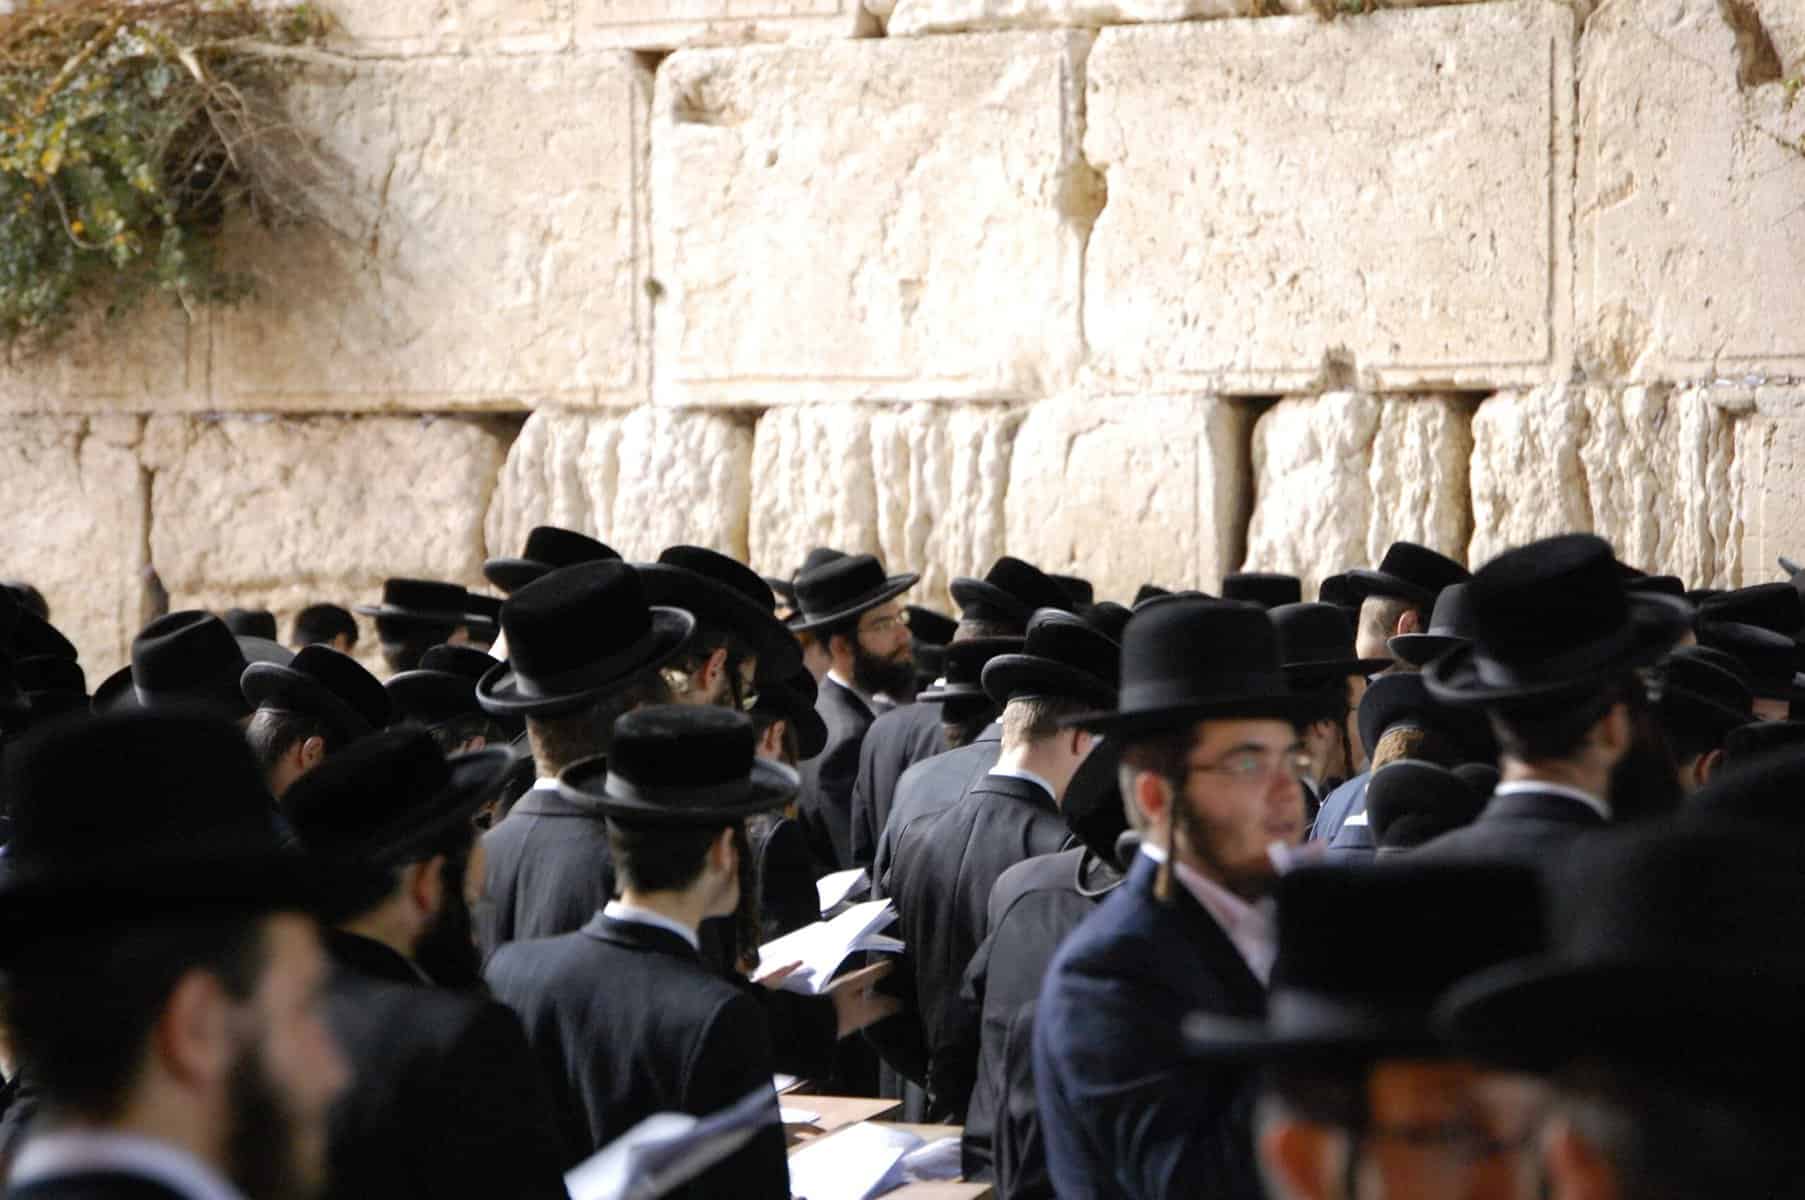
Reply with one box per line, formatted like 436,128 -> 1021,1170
1242,394 -> 1473,595
485,412 -> 624,562
1579,0 -> 1805,380
652,34 -> 1093,407
319,0 -> 573,54
1085,3 -> 1575,393
577,0 -> 875,50
747,407 -> 884,578
1729,388 -> 1805,586
887,0 -> 1306,38
1004,393 -> 1249,605
0,417 -> 149,675
211,53 -> 651,411
1468,386 -> 1741,585
0,302 -> 204,414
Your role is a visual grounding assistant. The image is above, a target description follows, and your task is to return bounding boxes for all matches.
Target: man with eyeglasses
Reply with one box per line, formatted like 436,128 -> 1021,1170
1033,597 -> 1314,1200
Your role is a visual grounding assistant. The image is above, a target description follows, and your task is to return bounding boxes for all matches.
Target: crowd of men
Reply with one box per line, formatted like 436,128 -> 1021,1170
0,522 -> 1800,1200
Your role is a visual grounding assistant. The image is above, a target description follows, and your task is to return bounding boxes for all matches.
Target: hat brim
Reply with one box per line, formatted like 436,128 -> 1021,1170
790,574 -> 921,633
916,681 -> 985,703
789,707 -> 829,761
242,663 -> 378,744
236,637 -> 295,667
1386,633 -> 1470,667
355,603 -> 487,629
947,577 -> 1035,624
91,664 -> 251,721
350,747 -> 514,865
483,558 -> 552,596
556,755 -> 800,826
384,669 -> 489,728
982,655 -> 1117,710
1283,657 -> 1394,683
1182,1010 -> 1439,1068
475,607 -> 695,718
1423,594 -> 1691,706
1064,692 -> 1316,738
90,665 -> 134,715
636,563 -> 803,682
1343,568 -> 1436,610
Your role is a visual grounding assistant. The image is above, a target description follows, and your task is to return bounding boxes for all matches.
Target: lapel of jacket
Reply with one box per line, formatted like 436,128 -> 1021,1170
822,675 -> 876,728
509,780 -> 605,821
967,772 -> 1058,816
1124,855 -> 1266,1012
580,912 -> 702,962
326,928 -> 424,986
1481,789 -> 1608,829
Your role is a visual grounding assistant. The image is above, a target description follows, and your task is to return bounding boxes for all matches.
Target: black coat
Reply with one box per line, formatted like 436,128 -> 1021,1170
480,781 -> 616,954
798,678 -> 877,871
5,1177 -> 189,1200
751,814 -> 821,942
849,701 -> 946,870
952,847 -> 1124,1191
886,773 -> 1071,1117
872,723 -> 1003,893
322,931 -> 569,1200
1410,788 -> 1607,863
485,915 -> 790,1199
1033,855 -> 1267,1200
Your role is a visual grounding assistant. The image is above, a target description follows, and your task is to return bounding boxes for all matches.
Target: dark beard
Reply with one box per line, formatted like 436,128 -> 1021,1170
413,856 -> 483,989
852,639 -> 915,700
1172,794 -> 1279,902
226,1037 -> 314,1200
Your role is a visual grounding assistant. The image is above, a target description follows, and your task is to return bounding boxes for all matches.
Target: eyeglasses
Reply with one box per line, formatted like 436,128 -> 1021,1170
859,613 -> 908,636
1187,749 -> 1313,786
1361,1116 -> 1543,1162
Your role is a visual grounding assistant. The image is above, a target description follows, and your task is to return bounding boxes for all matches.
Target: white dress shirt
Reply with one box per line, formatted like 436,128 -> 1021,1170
602,899 -> 701,952
1139,844 -> 1277,985
11,1131 -> 245,1200
1492,779 -> 1611,821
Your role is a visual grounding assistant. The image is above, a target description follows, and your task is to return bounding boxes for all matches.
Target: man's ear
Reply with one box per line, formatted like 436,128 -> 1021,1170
1132,769 -> 1171,826
1591,703 -> 1633,759
703,646 -> 730,693
299,736 -> 327,771
1544,1118 -> 1621,1200
1697,746 -> 1726,787
407,855 -> 446,919
155,969 -> 235,1089
1394,607 -> 1424,638
1258,1118 -> 1343,1200
712,827 -> 738,875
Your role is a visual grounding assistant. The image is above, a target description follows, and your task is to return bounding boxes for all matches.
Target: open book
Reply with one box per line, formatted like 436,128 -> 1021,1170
755,899 -> 904,995
787,1121 -> 963,1200
563,1085 -> 780,1200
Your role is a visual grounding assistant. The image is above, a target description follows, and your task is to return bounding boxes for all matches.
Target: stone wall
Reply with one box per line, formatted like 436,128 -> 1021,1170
5,0 -> 1804,675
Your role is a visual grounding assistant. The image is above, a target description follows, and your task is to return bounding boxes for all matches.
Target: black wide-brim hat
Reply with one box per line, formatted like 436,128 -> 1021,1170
790,554 -> 919,633
356,579 -> 487,629
561,755 -> 800,827
917,637 -> 1024,703
1221,572 -> 1303,611
637,549 -> 802,682
949,557 -> 1073,626
1270,602 -> 1392,683
484,526 -> 621,595
982,610 -> 1120,709
1356,672 -> 1496,764
92,611 -> 251,719
243,645 -> 389,744
749,671 -> 828,761
386,645 -> 520,734
1344,542 -> 1471,610
1386,631 -> 1468,667
559,705 -> 799,827
1061,737 -> 1127,862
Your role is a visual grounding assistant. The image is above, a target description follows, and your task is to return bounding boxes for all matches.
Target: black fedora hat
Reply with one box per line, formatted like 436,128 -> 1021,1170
13,655 -> 89,727
1437,825 -> 1805,1100
1624,574 -> 1686,600
485,525 -> 621,595
3,601 -> 77,662
749,669 -> 829,761
356,579 -> 486,631
477,561 -> 695,718
1724,720 -> 1805,764
1688,742 -> 1805,829
1221,572 -> 1302,611
92,612 -> 251,718
765,574 -> 799,612
1080,601 -> 1133,644
949,557 -> 1073,627
1066,598 -> 1308,737
1698,620 -> 1800,701
1345,542 -> 1470,610
1051,574 -> 1095,609
464,593 -> 501,646
385,644 -> 514,730
1061,737 -> 1129,864
281,728 -> 510,865
558,705 -> 798,827
983,610 -> 1120,710
1653,647 -> 1754,743
790,554 -> 919,633
1387,582 -> 1477,667
905,606 -> 958,651
1424,535 -> 1690,706
1185,860 -> 1545,1065
1700,583 -> 1804,638
1271,602 -> 1391,683
1356,672 -> 1498,764
637,546 -> 802,682
1366,760 -> 1489,851
1132,583 -> 1171,609
222,608 -> 278,641
793,546 -> 847,581
243,644 -> 390,744
917,637 -> 1024,703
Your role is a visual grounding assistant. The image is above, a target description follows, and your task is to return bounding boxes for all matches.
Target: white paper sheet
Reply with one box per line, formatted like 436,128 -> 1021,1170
816,867 -> 871,914
786,1121 -> 923,1200
563,1086 -> 778,1200
755,899 -> 902,995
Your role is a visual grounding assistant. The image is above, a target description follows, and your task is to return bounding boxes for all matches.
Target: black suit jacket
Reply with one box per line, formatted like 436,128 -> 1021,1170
480,781 -> 616,955
849,701 -> 947,870
5,1177 -> 189,1200
1033,855 -> 1267,1200
1411,788 -> 1607,863
485,914 -> 789,1198
798,679 -> 877,871
955,847 -> 1124,1190
872,724 -> 1003,894
322,931 -> 569,1200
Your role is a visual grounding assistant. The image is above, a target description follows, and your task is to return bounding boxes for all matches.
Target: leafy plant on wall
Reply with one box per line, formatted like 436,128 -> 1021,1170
1,1 -> 332,349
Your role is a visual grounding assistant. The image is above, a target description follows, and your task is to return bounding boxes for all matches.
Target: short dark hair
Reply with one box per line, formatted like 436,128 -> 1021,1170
1117,728 -> 1198,831
662,628 -> 754,707
1290,676 -> 1351,729
525,668 -> 672,777
940,697 -> 998,750
1358,595 -> 1418,651
7,915 -> 268,1119
245,708 -> 336,772
425,713 -> 511,754
819,613 -> 863,655
1489,681 -> 1626,763
291,604 -> 357,649
608,819 -> 728,894
378,627 -> 451,676
330,803 -> 480,921
1001,695 -> 1092,751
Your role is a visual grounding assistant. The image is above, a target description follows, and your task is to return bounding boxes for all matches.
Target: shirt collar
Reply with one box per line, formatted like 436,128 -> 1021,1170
1138,844 -> 1277,985
1493,779 -> 1610,821
987,764 -> 1057,803
12,1131 -> 245,1200
602,900 -> 701,952
826,670 -> 877,715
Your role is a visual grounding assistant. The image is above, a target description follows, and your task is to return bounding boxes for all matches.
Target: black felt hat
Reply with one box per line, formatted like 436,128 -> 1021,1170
637,546 -> 802,682
222,608 -> 278,641
1061,737 -> 1129,864
983,610 -> 1120,709
1624,574 -> 1686,600
749,669 -> 828,761
2,598 -> 77,663
1356,672 -> 1498,764
1653,647 -> 1754,744
905,606 -> 958,650
281,728 -> 510,865
91,612 -> 251,718
484,526 -> 621,595
949,557 -> 1073,627
1051,574 -> 1095,609
1724,720 -> 1805,764
477,561 -> 696,718
917,637 -> 1024,703
1185,860 -> 1545,1065
1317,572 -> 1362,615
13,656 -> 89,727
1345,542 -> 1470,610
1132,584 -> 1171,609
1700,583 -> 1804,638
464,593 -> 501,646
1387,582 -> 1477,668
385,644 -> 514,731
790,554 -> 919,633
1366,760 -> 1490,851
1688,742 -> 1805,830
1066,598 -> 1308,737
793,546 -> 847,582
557,705 -> 799,827
1270,602 -> 1391,683
1221,572 -> 1303,611
1080,601 -> 1133,644
243,644 -> 390,744
1437,825 -> 1805,1100
356,579 -> 487,632
1424,535 -> 1690,706
1698,621 -> 1801,701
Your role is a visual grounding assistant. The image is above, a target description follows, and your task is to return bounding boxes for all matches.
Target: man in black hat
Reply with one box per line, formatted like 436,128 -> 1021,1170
279,729 -> 569,1200
747,669 -> 829,940
1034,597 -> 1312,1200
878,611 -> 1118,1117
1364,759 -> 1492,853
1697,619 -> 1799,721
849,556 -> 1071,872
1222,572 -> 1303,610
638,546 -> 801,710
1186,860 -> 1550,1200
1270,603 -> 1389,823
484,526 -> 620,596
357,579 -> 487,676
484,706 -> 794,1196
789,553 -> 919,870
90,611 -> 252,720
476,560 -> 694,951
1648,647 -> 1752,794
0,711 -> 351,1200
243,645 -> 392,798
1345,541 -> 1471,664
1417,535 -> 1691,863
384,643 -> 518,754
290,603 -> 358,655
1438,824 -> 1805,1198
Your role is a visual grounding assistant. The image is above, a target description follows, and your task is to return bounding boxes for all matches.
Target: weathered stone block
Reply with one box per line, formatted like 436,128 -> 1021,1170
747,407 -> 884,578
652,34 -> 1093,406
1242,394 -> 1473,596
211,53 -> 651,411
0,302 -> 203,414
1003,392 -> 1249,605
1579,0 -> 1805,381
319,0 -> 574,54
577,0 -> 875,50
1728,388 -> 1805,587
0,417 -> 149,675
1085,3 -> 1574,392
486,412 -> 624,563
887,0 -> 1304,38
